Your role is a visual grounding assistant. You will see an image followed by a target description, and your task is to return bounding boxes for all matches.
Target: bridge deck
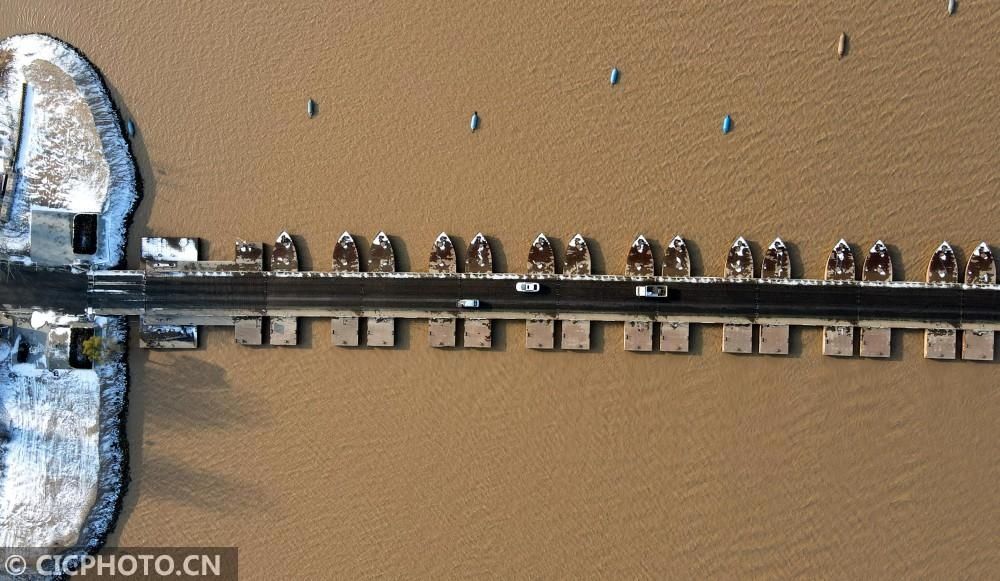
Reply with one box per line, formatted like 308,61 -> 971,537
3,267 -> 999,330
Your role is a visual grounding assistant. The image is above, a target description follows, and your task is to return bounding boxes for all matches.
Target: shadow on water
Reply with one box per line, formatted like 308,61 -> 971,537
683,238 -> 705,277
111,345 -> 272,542
788,324 -> 804,357
294,317 -> 314,349
489,318 -> 508,352
784,239 -> 806,278
746,239 -> 763,276
885,243 -> 907,281
289,233 -> 313,271
588,320 -> 607,353
585,237 -> 608,274
889,328 -> 904,361
687,322 -> 705,355
136,454 -> 267,513
484,235 -> 507,273
546,236 -> 564,274
386,234 -> 410,272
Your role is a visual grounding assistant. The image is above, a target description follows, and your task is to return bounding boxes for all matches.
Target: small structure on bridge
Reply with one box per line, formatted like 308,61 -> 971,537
860,240 -> 893,358
525,233 -> 556,349
823,239 -> 856,357
331,232 -> 361,347
428,232 -> 458,348
561,234 -> 592,350
722,237 -> 754,354
759,238 -> 791,355
963,242 -> 996,361
464,233 -> 493,348
235,239 -> 264,268
232,240 -> 265,346
138,236 -> 201,348
29,208 -> 99,267
141,236 -> 199,267
660,235 -> 691,353
139,324 -> 198,349
924,241 -> 959,359
367,231 -> 396,347
624,235 -> 655,352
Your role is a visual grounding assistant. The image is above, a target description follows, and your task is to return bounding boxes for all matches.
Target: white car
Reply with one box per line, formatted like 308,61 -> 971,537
456,299 -> 480,308
515,281 -> 541,293
635,285 -> 668,298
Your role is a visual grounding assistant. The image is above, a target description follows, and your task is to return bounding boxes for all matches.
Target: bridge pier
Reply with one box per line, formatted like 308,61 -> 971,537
366,232 -> 396,347
962,243 -> 996,360
561,235 -> 592,350
525,234 -> 556,349
758,238 -> 791,355
463,233 -> 493,349
331,232 -> 361,347
269,231 -> 299,346
722,237 -> 754,354
660,236 -> 691,352
235,317 -> 263,345
624,235 -> 655,352
823,239 -> 856,357
924,242 -> 959,359
428,232 -> 458,348
859,241 -> 893,358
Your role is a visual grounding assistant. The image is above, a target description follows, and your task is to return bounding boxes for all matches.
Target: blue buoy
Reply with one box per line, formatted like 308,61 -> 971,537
470,111 -> 479,132
610,67 -> 620,86
722,114 -> 733,134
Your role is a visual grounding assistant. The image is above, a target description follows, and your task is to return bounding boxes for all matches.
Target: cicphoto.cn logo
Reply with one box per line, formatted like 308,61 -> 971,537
2,547 -> 237,579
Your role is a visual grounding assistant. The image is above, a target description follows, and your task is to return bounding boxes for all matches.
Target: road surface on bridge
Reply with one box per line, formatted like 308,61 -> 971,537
3,266 -> 1000,330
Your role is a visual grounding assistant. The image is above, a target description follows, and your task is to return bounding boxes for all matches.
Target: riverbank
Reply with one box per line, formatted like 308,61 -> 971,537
0,33 -> 136,571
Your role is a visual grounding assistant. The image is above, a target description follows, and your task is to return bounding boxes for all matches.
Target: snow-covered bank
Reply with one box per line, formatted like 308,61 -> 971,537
0,317 -> 127,553
0,33 -> 137,266
0,32 -> 138,571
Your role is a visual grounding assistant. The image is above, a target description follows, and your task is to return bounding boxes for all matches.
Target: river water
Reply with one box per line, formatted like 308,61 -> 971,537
4,1 -> 1000,577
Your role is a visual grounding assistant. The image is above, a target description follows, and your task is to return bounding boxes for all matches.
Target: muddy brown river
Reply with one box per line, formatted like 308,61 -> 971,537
4,1 -> 1000,577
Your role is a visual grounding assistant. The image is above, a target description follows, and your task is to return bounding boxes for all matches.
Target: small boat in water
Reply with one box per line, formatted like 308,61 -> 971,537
272,231 -> 299,271
368,231 -> 396,273
333,232 -> 360,272
610,67 -> 620,86
663,235 -> 690,277
725,237 -> 754,278
307,99 -> 316,118
527,233 -> 555,274
722,114 -> 733,134
948,0 -> 957,15
862,240 -> 892,281
626,235 -> 654,276
470,111 -> 480,132
966,242 -> 996,285
564,234 -> 591,275
466,232 -> 493,273
428,232 -> 456,274
926,241 -> 957,283
838,32 -> 848,59
825,239 -> 856,280
126,118 -> 136,138
761,238 -> 790,279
